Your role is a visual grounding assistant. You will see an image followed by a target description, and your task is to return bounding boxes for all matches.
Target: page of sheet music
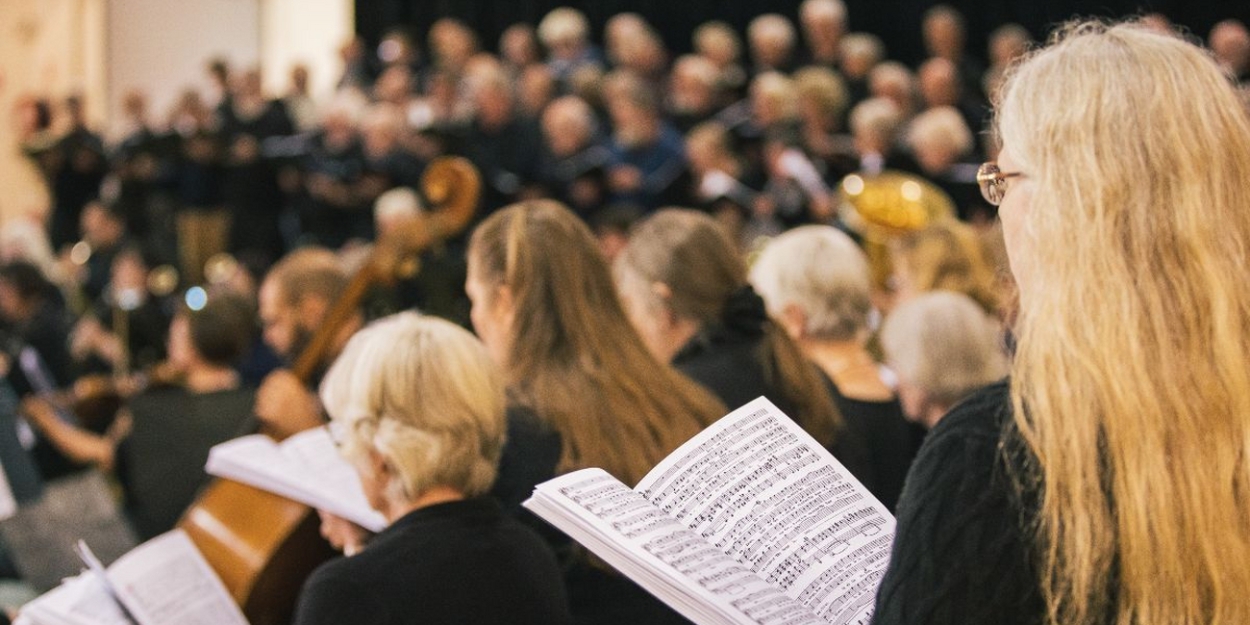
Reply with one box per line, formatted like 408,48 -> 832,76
636,397 -> 894,625
526,469 -> 827,625
205,429 -> 386,531
16,572 -> 133,625
107,530 -> 248,625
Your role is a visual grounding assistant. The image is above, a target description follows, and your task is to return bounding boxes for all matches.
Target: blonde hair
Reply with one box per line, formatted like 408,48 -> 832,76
616,209 -> 842,447
320,312 -> 506,504
849,96 -> 903,146
840,33 -> 885,67
694,21 -> 741,65
468,201 -> 726,485
537,8 -> 589,46
751,72 -> 800,122
749,225 -> 872,341
893,220 -> 1000,314
794,67 -> 849,128
907,106 -> 974,157
879,290 -> 1006,406
998,21 -> 1250,625
748,14 -> 797,48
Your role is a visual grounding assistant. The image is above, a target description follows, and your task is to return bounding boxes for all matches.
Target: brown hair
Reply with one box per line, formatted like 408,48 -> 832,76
616,209 -> 842,447
264,247 -> 348,307
468,200 -> 726,484
182,292 -> 255,367
893,219 -> 1001,314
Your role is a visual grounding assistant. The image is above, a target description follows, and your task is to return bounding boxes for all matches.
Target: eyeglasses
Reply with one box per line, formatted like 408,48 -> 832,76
976,162 -> 1023,206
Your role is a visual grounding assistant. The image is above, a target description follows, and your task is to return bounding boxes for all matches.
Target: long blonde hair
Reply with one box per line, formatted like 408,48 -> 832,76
998,21 -> 1250,625
468,200 -> 726,485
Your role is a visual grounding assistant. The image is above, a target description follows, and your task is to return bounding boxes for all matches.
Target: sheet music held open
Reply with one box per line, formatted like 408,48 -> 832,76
525,396 -> 894,625
16,530 -> 248,625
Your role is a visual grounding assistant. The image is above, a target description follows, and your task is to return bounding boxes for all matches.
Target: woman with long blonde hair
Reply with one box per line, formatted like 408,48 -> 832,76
873,21 -> 1250,625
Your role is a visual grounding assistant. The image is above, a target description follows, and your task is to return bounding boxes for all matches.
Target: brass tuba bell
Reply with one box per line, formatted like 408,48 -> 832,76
836,170 -> 956,288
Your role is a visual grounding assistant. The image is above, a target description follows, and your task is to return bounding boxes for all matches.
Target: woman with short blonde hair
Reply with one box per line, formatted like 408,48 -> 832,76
295,312 -> 570,624
873,21 -> 1250,625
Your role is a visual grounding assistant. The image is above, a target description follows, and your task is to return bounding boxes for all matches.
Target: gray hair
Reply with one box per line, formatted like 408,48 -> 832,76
880,290 -> 1007,406
749,226 -> 872,341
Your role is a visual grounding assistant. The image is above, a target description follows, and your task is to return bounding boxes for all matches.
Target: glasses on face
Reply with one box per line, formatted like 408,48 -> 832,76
976,162 -> 1023,206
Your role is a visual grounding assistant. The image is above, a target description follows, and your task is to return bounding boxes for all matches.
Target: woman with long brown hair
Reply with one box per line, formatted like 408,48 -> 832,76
872,21 -> 1250,625
466,199 -> 726,624
613,209 -> 872,484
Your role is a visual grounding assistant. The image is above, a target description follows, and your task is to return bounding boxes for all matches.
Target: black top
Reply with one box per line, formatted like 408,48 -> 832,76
117,386 -> 255,540
827,380 -> 925,512
292,497 -> 572,625
672,320 -> 878,496
498,400 -> 692,625
871,380 -> 1045,625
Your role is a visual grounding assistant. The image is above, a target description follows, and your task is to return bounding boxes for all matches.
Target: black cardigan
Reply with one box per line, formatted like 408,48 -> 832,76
871,380 -> 1045,625
293,497 -> 572,625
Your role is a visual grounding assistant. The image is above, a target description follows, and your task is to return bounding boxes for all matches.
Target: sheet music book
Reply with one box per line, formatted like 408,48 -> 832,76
15,530 -> 248,625
204,427 -> 386,532
524,397 -> 895,625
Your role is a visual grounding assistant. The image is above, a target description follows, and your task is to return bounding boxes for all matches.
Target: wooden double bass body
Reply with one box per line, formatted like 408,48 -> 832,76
177,157 -> 481,625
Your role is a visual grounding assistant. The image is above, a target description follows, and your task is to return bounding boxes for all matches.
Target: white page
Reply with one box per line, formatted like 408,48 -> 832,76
205,429 -> 386,531
17,572 -> 134,625
526,468 -> 827,625
106,530 -> 248,625
636,397 -> 894,625
0,459 -> 17,521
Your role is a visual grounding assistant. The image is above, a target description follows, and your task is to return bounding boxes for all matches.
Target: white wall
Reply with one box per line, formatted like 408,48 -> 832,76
0,0 -> 107,222
107,0 -> 261,135
261,0 -> 354,103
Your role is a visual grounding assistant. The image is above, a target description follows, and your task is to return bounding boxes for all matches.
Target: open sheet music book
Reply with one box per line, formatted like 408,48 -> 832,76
205,427 -> 386,532
16,530 -> 248,625
524,397 -> 895,625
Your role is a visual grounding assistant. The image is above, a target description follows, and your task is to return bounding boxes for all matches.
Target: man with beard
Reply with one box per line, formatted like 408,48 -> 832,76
254,248 -> 360,440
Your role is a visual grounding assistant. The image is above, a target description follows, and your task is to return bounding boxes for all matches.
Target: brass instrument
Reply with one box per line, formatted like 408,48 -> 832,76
835,170 -> 956,288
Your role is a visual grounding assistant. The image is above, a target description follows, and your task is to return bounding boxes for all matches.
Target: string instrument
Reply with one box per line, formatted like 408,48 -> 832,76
176,157 -> 481,625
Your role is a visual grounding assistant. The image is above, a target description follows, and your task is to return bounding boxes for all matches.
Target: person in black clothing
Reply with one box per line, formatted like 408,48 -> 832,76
117,292 -> 256,540
467,201 -> 727,625
750,225 -> 924,511
219,69 -> 294,265
874,22 -> 1250,624
296,102 -> 368,248
36,96 -> 107,251
614,209 -> 876,492
70,246 -> 170,377
455,66 -> 544,214
294,312 -> 570,625
871,380 -> 1042,624
538,96 -> 612,221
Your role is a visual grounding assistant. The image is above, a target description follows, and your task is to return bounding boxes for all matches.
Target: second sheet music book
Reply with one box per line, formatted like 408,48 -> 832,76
524,396 -> 894,625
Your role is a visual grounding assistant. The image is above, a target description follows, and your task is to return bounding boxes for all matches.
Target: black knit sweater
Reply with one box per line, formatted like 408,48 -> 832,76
871,380 -> 1046,625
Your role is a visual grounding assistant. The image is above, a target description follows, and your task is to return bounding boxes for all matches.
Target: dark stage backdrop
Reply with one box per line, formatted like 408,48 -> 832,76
354,0 -> 1250,69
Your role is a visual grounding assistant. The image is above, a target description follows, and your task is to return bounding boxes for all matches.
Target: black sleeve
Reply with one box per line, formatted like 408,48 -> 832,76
490,405 -> 561,514
871,384 -> 1044,625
